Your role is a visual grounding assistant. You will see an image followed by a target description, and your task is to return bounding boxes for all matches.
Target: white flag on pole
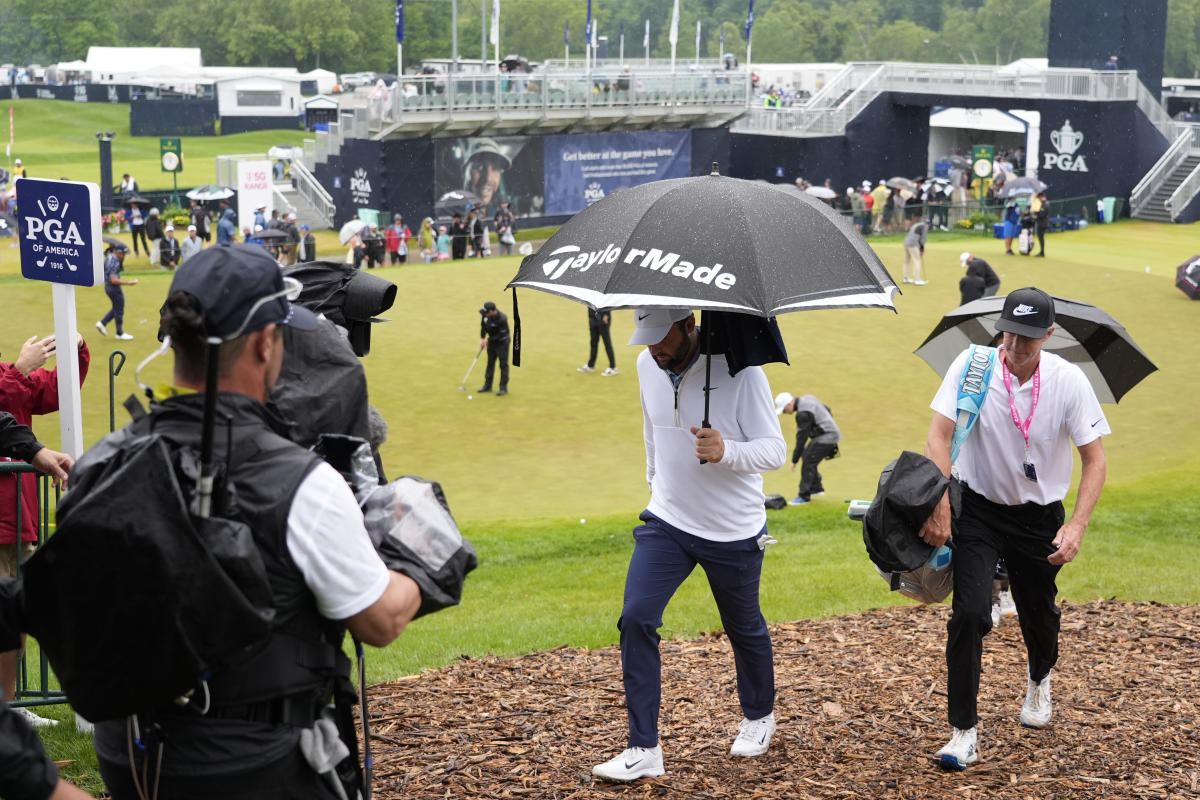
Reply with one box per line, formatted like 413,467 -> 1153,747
695,20 -> 701,57
489,0 -> 500,46
668,0 -> 679,45
644,19 -> 650,50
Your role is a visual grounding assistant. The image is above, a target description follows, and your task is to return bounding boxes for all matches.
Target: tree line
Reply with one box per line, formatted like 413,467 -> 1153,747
0,0 -> 1195,80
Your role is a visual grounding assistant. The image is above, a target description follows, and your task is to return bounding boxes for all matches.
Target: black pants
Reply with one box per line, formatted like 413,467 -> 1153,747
99,747 -> 339,800
587,322 -> 615,369
1036,223 -> 1047,255
796,440 -> 837,500
947,485 -> 1064,730
130,226 -> 148,256
482,339 -> 509,390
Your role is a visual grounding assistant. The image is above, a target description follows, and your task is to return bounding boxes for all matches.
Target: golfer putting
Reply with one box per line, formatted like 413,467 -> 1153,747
592,309 -> 786,782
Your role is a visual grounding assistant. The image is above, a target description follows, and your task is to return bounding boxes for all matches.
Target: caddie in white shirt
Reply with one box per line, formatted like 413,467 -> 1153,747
592,309 -> 786,783
919,286 -> 1109,770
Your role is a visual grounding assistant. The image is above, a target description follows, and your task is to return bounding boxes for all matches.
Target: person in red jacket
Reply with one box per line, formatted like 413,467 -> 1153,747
0,332 -> 89,727
385,213 -> 412,265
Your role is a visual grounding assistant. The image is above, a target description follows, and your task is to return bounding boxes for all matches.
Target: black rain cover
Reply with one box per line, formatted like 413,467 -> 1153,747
21,435 -> 275,721
862,450 -> 960,574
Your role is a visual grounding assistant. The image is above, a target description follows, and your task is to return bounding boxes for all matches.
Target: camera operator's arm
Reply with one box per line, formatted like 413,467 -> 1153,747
346,572 -> 421,647
286,462 -> 421,648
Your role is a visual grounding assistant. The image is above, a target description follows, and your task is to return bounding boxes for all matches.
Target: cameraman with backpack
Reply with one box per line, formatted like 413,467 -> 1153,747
62,246 -> 428,799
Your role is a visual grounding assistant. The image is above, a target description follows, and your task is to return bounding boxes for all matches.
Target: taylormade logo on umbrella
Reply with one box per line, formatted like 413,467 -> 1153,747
540,244 -> 736,290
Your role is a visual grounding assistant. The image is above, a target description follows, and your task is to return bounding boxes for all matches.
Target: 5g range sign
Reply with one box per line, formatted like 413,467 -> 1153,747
17,178 -> 103,287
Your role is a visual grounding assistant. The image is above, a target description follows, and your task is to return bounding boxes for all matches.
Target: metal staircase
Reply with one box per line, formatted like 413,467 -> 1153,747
1133,155 -> 1200,222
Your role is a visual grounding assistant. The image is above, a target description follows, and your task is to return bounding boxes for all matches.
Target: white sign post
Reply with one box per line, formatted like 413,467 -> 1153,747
16,177 -> 103,461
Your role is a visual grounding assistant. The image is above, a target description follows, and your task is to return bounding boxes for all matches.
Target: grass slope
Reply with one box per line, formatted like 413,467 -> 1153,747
5,99 -> 306,190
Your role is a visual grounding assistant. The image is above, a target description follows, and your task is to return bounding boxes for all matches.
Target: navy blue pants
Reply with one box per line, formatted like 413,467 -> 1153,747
947,485 -> 1064,730
101,286 -> 125,334
618,511 -> 774,748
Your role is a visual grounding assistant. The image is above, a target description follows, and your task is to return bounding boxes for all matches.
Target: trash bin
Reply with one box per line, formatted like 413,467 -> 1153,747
1102,196 -> 1118,223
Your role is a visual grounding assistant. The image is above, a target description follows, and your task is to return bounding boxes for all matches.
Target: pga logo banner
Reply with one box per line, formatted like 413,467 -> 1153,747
18,178 -> 103,288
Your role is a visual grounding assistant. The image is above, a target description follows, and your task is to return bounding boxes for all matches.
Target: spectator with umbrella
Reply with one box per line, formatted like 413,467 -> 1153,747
918,287 -> 1111,771
125,198 -> 148,257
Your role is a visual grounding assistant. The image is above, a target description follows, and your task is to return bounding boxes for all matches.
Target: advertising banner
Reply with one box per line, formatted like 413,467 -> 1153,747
236,159 -> 272,233
543,130 -> 691,215
434,135 -> 545,221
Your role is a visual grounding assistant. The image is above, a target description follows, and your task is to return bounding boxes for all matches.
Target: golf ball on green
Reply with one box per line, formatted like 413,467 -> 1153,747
468,395 -> 473,399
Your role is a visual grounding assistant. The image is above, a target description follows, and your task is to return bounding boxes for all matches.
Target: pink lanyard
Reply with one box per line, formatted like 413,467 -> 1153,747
1000,356 -> 1040,456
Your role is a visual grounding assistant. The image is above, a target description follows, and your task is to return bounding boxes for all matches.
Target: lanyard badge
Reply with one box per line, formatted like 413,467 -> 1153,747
1001,357 -> 1040,483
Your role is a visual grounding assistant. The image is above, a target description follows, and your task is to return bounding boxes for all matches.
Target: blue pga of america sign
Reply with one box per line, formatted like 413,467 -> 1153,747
17,178 -> 103,287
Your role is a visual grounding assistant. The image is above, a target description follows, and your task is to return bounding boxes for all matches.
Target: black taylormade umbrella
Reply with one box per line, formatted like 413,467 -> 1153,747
1175,254 -> 1200,300
435,190 -> 481,219
507,164 -> 898,428
914,293 -> 1157,403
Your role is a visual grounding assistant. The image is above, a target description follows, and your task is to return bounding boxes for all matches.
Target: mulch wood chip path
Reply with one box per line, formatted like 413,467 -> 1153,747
367,600 -> 1199,799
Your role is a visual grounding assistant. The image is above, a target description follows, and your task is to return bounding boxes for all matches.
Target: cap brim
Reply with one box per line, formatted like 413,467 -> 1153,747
994,317 -> 1049,339
628,325 -> 673,346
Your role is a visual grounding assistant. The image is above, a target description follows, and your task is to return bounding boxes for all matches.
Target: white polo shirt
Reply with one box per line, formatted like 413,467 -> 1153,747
931,349 -> 1110,506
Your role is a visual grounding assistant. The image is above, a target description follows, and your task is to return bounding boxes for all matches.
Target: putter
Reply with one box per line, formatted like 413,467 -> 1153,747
458,346 -> 484,390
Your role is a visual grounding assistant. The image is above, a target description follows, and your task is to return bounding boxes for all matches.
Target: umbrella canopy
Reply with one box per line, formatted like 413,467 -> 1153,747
886,176 -> 916,191
186,184 -> 235,201
507,166 -> 897,427
123,194 -> 151,207
102,236 -> 129,252
804,186 -> 837,199
914,293 -> 1157,404
508,168 -> 896,316
500,55 -> 530,72
434,190 -> 481,219
254,228 -> 289,241
339,219 -> 367,245
1175,255 -> 1200,300
995,176 -> 1047,199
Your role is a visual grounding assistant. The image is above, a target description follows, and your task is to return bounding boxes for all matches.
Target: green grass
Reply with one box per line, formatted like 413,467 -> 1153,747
5,99 -> 306,190
5,106 -> 1200,791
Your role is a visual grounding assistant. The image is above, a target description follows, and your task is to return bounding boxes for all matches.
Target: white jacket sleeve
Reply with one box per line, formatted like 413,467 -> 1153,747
642,385 -> 656,487
719,367 -> 787,474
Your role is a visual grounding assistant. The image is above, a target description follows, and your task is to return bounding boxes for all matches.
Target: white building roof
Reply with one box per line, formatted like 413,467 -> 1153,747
86,47 -> 202,72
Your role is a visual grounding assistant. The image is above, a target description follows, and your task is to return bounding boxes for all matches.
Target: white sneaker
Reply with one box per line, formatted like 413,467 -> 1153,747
902,277 -> 913,284
95,321 -> 107,336
601,367 -> 618,376
1021,672 -> 1052,728
914,279 -> 928,286
730,712 -> 776,757
577,364 -> 595,373
592,745 -> 664,782
115,333 -> 134,341
935,726 -> 979,770
13,706 -> 59,728
991,603 -> 1001,628
998,589 -> 1017,618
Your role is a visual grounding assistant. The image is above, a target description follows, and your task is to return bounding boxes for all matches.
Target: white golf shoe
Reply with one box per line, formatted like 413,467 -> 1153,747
935,726 -> 979,770
592,745 -> 664,782
730,712 -> 776,757
1021,671 -> 1053,728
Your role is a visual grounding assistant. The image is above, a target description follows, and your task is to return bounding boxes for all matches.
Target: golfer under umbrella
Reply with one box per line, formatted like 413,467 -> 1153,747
508,165 -> 898,781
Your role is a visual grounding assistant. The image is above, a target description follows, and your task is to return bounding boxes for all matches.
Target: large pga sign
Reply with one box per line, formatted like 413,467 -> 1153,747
17,178 -> 103,287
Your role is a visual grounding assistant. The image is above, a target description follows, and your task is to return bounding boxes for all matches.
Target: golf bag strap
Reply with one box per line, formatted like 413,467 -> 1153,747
951,345 -> 997,464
